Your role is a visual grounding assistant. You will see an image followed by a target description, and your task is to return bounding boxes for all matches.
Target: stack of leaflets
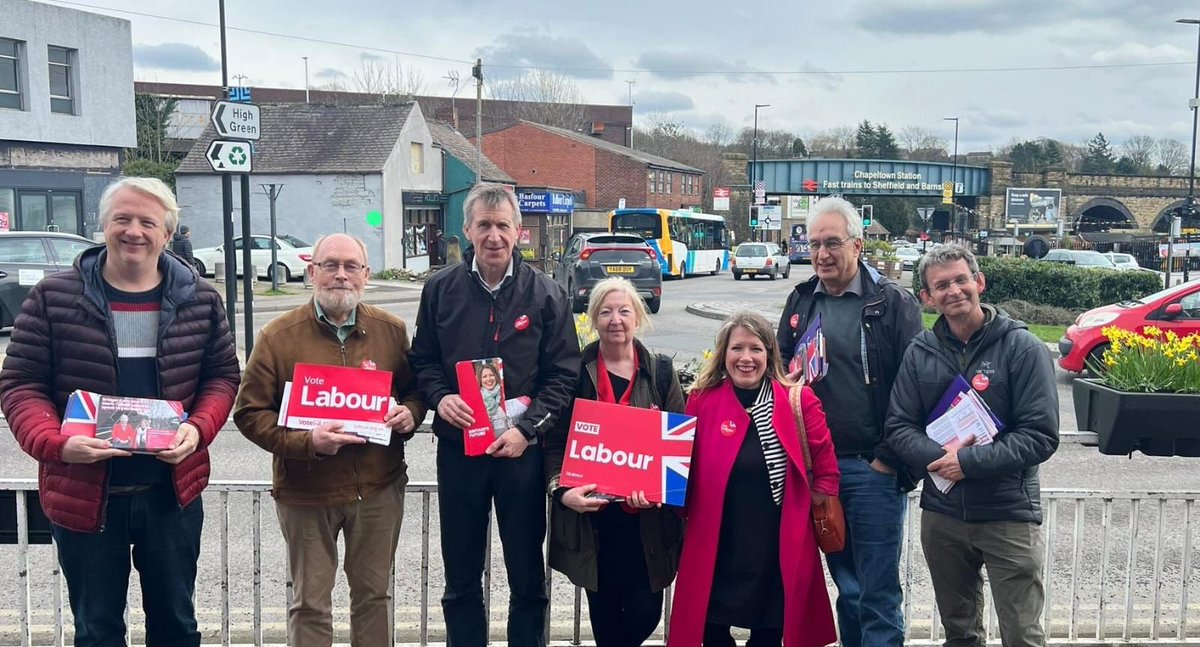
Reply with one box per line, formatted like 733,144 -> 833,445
277,363 -> 396,446
925,375 -> 1005,493
60,390 -> 186,454
456,358 -> 532,456
789,313 -> 827,384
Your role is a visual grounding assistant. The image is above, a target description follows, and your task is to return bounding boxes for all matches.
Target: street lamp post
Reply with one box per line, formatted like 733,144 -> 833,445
1174,18 -> 1200,288
752,103 -> 770,242
944,117 -> 960,242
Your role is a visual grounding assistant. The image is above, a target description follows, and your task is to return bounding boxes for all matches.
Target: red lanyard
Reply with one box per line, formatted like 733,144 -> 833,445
595,349 -> 638,406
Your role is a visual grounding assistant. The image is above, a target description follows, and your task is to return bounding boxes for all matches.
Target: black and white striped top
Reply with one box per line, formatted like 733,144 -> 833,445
746,380 -> 787,506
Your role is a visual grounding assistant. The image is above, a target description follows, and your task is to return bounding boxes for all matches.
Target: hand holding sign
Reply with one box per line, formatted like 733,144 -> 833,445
562,484 -> 609,514
312,422 -> 368,455
486,427 -> 528,459
437,394 -> 475,429
384,403 -> 416,434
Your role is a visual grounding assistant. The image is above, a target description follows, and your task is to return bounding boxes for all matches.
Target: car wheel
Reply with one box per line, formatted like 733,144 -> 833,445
769,268 -> 777,280
1085,343 -> 1111,378
733,271 -> 742,281
192,259 -> 207,276
269,263 -> 291,283
783,264 -> 791,279
568,281 -> 586,313
679,263 -> 687,279
647,297 -> 661,314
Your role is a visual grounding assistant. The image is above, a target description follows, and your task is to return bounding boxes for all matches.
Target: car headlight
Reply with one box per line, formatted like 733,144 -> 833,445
1075,312 -> 1119,329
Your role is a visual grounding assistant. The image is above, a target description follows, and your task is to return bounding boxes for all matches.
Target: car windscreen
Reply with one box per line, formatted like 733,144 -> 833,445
611,213 -> 662,240
736,245 -> 767,257
280,234 -> 310,248
1076,253 -> 1114,268
589,248 -> 650,263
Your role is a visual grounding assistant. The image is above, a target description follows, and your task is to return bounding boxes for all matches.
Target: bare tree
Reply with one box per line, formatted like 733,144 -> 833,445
1119,135 -> 1157,170
703,122 -> 734,149
352,59 -> 426,100
487,70 -> 588,131
807,125 -> 855,157
1155,138 -> 1189,175
898,126 -> 948,161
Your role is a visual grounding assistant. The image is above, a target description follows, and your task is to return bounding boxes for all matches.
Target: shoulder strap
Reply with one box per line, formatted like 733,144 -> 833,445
788,385 -> 814,480
646,352 -> 672,408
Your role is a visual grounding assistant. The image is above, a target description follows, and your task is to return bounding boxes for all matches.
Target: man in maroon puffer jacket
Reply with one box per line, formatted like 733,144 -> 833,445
0,177 -> 240,647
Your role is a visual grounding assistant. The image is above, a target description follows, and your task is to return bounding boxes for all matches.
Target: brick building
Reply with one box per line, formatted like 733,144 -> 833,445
477,121 -> 703,211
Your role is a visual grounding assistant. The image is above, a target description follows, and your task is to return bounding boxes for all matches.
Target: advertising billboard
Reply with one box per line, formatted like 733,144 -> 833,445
1005,188 -> 1062,225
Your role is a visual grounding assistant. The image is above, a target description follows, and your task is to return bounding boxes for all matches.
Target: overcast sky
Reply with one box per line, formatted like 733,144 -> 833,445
52,0 -> 1200,153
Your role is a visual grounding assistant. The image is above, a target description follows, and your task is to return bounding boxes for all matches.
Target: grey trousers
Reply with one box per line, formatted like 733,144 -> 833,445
921,510 -> 1046,647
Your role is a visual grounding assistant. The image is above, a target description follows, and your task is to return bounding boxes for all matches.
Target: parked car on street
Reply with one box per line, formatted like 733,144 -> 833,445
1058,278 -> 1200,374
552,232 -> 663,313
0,231 -> 98,328
1040,249 -> 1118,269
192,234 -> 313,282
895,246 -> 922,270
1102,252 -> 1142,271
731,242 -> 791,280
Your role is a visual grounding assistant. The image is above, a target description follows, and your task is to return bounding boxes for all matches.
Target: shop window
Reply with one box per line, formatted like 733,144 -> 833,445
0,38 -> 22,111
48,45 -> 75,115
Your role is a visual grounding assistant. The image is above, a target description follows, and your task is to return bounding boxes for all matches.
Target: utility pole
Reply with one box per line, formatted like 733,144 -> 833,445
627,79 -> 636,149
1172,18 -> 1200,288
218,0 -> 236,338
945,117 -> 960,242
261,184 -> 284,291
473,58 -> 483,186
302,56 -> 310,103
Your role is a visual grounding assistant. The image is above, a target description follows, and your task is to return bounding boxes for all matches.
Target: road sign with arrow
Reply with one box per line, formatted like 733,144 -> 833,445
206,140 -> 252,173
211,100 -> 261,140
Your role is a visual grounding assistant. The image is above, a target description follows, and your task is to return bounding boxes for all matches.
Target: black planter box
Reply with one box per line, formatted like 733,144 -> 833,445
1074,378 -> 1200,457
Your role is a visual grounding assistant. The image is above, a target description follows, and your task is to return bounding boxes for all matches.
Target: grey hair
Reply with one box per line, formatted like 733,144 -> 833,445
464,183 -> 522,227
918,243 -> 979,290
586,277 -> 652,333
98,177 -> 181,236
312,234 -> 369,265
810,196 -> 863,240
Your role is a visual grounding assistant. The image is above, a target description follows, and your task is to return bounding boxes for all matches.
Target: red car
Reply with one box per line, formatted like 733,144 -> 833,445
1058,279 -> 1200,373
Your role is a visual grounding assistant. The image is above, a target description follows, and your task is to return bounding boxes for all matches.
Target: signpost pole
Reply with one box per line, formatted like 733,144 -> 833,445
240,175 -> 254,356
221,174 -> 237,338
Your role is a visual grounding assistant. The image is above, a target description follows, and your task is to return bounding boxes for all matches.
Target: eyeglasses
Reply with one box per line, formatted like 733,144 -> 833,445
929,273 -> 977,294
809,237 -> 852,252
315,261 -> 365,274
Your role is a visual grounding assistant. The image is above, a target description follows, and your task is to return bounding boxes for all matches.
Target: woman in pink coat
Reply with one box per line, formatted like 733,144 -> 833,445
669,311 -> 839,647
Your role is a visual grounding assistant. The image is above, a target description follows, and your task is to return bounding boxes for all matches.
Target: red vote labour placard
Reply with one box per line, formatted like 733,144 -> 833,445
280,363 -> 394,445
558,399 -> 695,506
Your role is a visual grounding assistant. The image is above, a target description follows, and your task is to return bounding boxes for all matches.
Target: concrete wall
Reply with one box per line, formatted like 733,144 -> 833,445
175,172 -> 386,267
0,0 -> 135,148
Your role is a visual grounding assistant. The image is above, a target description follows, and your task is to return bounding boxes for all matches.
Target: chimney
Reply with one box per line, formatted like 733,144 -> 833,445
590,121 -> 605,137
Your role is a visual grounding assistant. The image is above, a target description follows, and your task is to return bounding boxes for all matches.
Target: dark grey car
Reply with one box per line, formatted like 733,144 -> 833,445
0,231 -> 97,328
552,233 -> 664,314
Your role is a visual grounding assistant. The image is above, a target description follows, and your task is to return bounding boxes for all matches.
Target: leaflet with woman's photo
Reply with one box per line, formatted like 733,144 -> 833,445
456,358 -> 513,456
95,395 -> 187,453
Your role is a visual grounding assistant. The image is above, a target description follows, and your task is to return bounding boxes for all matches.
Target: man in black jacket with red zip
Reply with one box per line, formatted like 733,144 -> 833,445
410,183 -> 579,647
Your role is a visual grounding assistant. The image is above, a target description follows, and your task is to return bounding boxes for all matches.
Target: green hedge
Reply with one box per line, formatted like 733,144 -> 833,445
910,256 -> 1163,311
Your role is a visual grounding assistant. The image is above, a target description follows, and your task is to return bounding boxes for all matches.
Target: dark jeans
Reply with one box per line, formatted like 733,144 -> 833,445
585,587 -> 662,647
437,442 -> 548,647
825,456 -> 907,647
52,485 -> 203,647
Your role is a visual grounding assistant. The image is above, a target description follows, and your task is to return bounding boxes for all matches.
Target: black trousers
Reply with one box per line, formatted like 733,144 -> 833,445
437,441 -> 548,647
586,587 -> 663,647
702,623 -> 782,647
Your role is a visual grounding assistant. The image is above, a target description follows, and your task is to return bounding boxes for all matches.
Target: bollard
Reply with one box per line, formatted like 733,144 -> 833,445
303,266 -> 313,289
248,265 -> 258,287
214,261 -> 225,283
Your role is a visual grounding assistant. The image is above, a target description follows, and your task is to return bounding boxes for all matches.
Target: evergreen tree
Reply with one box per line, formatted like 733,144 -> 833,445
854,120 -> 876,158
1081,133 -> 1116,173
874,124 -> 901,159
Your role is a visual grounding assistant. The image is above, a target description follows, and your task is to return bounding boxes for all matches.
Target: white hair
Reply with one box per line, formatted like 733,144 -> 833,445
98,177 -> 181,235
810,196 -> 863,240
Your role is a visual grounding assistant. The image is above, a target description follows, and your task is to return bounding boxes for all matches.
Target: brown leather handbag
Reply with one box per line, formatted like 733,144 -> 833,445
789,385 -> 846,554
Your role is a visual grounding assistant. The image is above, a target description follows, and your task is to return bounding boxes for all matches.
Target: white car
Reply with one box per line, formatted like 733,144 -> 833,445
192,234 -> 314,282
1102,252 -> 1142,272
731,242 -> 790,280
895,246 -> 922,270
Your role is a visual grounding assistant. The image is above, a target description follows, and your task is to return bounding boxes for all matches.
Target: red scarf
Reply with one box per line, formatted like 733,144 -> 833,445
595,347 -> 638,406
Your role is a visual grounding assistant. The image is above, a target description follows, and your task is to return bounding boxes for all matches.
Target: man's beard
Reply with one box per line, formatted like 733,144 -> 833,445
315,287 -> 362,317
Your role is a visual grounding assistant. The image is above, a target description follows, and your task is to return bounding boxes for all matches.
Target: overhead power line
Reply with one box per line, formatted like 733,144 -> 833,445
46,0 -> 1196,77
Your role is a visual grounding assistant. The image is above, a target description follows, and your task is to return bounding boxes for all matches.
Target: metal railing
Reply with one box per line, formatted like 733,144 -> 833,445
3,480 -> 1200,646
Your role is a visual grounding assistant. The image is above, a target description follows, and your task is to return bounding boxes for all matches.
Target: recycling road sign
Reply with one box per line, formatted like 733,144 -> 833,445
206,140 -> 252,173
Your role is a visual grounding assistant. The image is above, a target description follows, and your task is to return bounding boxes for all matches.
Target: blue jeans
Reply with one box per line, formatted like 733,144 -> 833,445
825,457 -> 907,647
52,485 -> 203,647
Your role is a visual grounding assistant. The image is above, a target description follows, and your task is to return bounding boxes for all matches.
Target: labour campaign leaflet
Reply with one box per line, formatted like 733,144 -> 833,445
61,390 -> 187,454
788,313 -> 827,384
278,363 -> 394,446
558,399 -> 695,506
456,358 -> 510,456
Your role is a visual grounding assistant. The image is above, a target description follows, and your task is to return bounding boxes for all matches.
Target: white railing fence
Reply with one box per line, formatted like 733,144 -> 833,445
2,481 -> 1199,646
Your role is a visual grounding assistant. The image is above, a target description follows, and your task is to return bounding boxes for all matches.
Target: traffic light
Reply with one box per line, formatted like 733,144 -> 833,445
861,204 -> 873,228
749,206 -> 760,228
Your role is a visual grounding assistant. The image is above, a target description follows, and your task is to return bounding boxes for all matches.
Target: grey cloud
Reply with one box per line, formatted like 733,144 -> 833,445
853,0 -> 1195,37
635,50 -> 774,83
633,90 -> 694,114
315,67 -> 347,80
360,51 -> 385,62
474,32 -> 612,81
133,43 -> 219,72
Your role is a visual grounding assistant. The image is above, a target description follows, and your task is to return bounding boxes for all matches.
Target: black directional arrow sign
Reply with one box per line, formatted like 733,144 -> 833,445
210,100 -> 261,140
206,139 -> 252,173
